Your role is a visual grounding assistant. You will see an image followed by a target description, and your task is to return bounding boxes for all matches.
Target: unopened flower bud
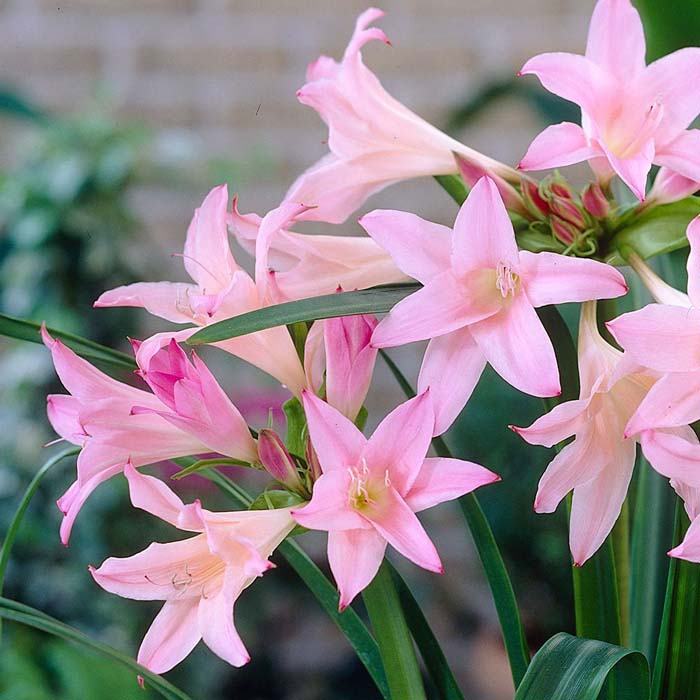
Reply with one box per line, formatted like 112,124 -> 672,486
549,197 -> 587,229
551,216 -> 577,246
522,179 -> 550,219
581,183 -> 610,218
545,173 -> 575,200
258,429 -> 303,491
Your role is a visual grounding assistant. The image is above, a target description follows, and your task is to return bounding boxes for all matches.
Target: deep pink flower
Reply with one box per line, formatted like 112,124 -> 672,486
291,390 -> 499,608
360,177 -> 628,434
519,0 -> 700,200
91,463 -> 294,673
287,7 -> 520,223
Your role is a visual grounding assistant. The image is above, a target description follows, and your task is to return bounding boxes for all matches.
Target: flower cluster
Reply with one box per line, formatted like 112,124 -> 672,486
42,0 -> 700,675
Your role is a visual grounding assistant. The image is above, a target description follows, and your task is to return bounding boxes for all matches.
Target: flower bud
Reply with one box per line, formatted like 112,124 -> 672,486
581,183 -> 610,218
258,429 -> 304,491
549,196 -> 587,229
550,216 -> 577,246
522,179 -> 550,219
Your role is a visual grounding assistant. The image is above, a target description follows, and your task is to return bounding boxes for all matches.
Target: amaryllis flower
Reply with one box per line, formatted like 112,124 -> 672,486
512,302 -> 655,565
91,463 -> 295,673
304,312 -> 378,421
291,390 -> 499,608
287,7 -> 520,224
229,199 -> 409,302
519,0 -> 700,200
360,176 -> 627,435
95,185 -> 306,396
43,329 -> 207,544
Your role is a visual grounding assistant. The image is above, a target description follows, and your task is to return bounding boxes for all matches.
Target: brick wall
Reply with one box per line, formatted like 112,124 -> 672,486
0,0 -> 593,255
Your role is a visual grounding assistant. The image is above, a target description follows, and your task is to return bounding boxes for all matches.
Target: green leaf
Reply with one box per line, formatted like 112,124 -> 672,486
173,460 -> 390,698
387,563 -> 464,700
378,350 -> 530,686
0,312 -> 136,371
186,284 -> 419,346
248,489 -> 305,511
363,562 -> 427,700
283,396 -> 307,458
434,174 -> 468,205
0,597 -> 192,700
651,502 -> 700,700
606,198 -> 700,266
170,457 -> 251,480
515,632 -> 650,700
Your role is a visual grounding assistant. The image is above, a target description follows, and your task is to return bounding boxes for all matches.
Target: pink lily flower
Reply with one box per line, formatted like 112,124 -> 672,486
287,7 -> 520,224
291,390 -> 499,609
229,198 -> 409,302
43,329 -> 208,544
95,185 -> 306,396
91,463 -> 295,673
519,0 -> 700,200
304,311 -> 378,421
667,479 -> 700,562
512,302 -> 655,565
360,176 -> 628,435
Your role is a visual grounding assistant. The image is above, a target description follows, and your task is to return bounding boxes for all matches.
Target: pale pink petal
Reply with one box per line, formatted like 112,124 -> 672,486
94,282 -> 197,324
512,397 -> 592,448
585,0 -> 646,78
183,184 -> 238,292
470,294 -> 561,397
607,305 -> 700,372
370,270 -> 501,348
520,252 -> 627,307
367,486 -> 443,573
301,390 -> 366,472
569,440 -> 636,565
328,528 -> 387,610
655,130 -> 700,183
626,371 -> 700,435
519,123 -> 598,171
137,598 -> 201,674
362,392 -> 434,495
519,52 -> 612,117
687,216 -> 700,307
358,209 -> 452,285
417,328 -> 487,436
648,167 -> 700,206
672,471 -> 700,520
669,513 -> 700,561
640,430 -> 700,487
405,457 -> 499,512
601,138 -> 654,201
46,395 -> 85,444
303,321 -> 326,395
90,535 -> 211,601
452,176 -> 519,274
198,577 -> 250,667
291,471 -> 368,531
136,328 -> 199,372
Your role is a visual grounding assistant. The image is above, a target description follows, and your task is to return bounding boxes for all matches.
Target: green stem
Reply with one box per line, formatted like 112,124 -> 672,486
612,499 -> 631,646
363,562 -> 427,700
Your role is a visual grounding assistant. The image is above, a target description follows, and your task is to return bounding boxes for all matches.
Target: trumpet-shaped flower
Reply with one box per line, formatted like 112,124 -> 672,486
291,390 -> 499,608
95,185 -> 306,396
304,311 -> 378,421
512,302 -> 654,565
360,177 -> 627,434
519,0 -> 700,200
228,198 -> 409,301
91,463 -> 295,673
287,7 -> 520,223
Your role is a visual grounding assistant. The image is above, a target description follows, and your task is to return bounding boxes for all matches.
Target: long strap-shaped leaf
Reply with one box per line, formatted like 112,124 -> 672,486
379,351 -> 531,686
515,632 -> 650,700
193,466 -> 390,699
0,597 -> 192,700
186,284 -> 419,345
0,312 -> 136,370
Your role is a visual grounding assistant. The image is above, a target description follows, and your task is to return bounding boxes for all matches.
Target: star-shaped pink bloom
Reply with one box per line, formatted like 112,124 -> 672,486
91,463 -> 295,674
291,390 -> 498,609
519,0 -> 700,200
360,176 -> 627,434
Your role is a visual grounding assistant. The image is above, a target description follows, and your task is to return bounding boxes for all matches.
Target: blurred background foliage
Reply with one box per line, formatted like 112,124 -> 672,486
1,2 -> 699,699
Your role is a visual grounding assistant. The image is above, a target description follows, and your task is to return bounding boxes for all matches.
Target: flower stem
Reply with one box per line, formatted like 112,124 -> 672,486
363,561 -> 427,700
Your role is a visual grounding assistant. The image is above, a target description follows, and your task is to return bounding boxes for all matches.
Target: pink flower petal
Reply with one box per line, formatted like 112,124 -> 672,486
520,251 -> 627,307
519,122 -> 597,171
328,528 -> 387,610
513,396 -> 592,448
640,430 -> 700,487
687,216 -> 700,307
417,328 -> 487,436
198,581 -> 250,667
405,457 -> 499,512
656,129 -> 700,185
669,513 -> 700,562
600,137 -> 653,201
94,282 -> 198,324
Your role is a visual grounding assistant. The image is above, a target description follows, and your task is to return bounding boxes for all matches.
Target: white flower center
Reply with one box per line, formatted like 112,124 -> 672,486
495,261 -> 520,298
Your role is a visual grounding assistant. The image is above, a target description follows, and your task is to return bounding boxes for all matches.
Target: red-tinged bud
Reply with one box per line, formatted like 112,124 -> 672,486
522,179 -> 550,219
549,197 -> 587,229
551,216 -> 577,246
258,429 -> 303,491
306,439 -> 323,483
544,173 -> 575,200
581,183 -> 610,218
